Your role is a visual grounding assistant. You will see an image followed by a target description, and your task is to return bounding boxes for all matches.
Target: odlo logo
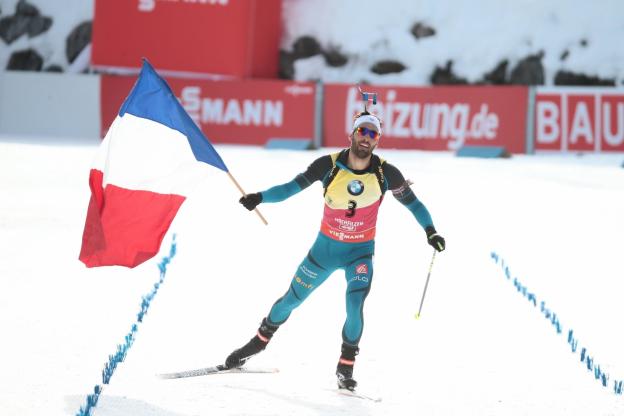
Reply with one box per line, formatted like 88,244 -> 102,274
347,180 -> 364,196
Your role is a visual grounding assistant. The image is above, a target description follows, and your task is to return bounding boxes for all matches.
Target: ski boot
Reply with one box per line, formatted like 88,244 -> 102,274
336,343 -> 359,391
225,317 -> 279,369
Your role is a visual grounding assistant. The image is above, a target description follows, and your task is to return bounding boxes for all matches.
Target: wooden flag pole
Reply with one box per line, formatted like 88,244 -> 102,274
227,172 -> 268,225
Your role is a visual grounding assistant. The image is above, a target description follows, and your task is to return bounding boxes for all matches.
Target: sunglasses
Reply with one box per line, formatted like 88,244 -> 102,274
355,127 -> 380,140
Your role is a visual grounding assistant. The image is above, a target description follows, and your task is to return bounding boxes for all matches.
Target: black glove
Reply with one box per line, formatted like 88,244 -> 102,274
425,226 -> 445,252
239,193 -> 262,211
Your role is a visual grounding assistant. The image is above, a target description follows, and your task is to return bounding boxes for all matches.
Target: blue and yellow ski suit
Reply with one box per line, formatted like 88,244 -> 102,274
260,149 -> 435,346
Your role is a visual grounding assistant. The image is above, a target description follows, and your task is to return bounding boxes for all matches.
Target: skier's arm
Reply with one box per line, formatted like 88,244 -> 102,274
384,163 -> 434,230
260,155 -> 333,202
384,163 -> 445,251
239,155 -> 334,210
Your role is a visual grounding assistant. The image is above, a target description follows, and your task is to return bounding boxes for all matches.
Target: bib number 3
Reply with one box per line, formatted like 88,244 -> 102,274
346,200 -> 357,218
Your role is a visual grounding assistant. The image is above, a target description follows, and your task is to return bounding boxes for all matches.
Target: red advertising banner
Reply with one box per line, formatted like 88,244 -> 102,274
534,88 -> 624,152
101,75 -> 316,145
92,0 -> 281,78
323,84 -> 528,153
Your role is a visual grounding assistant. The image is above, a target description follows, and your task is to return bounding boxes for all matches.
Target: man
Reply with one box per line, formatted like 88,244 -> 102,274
225,111 -> 445,391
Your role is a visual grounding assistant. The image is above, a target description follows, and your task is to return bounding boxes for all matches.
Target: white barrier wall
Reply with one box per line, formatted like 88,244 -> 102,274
0,71 -> 100,139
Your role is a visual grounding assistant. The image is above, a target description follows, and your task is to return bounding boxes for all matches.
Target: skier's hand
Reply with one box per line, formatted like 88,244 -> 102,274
426,226 -> 445,252
240,193 -> 262,211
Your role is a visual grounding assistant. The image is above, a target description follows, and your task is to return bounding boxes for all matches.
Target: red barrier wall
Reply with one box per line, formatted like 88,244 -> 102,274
324,84 -> 529,153
101,75 -> 316,145
92,0 -> 281,78
535,88 -> 624,152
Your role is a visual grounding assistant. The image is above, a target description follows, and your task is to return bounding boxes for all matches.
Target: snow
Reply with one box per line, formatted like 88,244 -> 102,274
2,0 -> 624,84
283,0 -> 624,85
0,0 -> 93,70
1,135 -> 624,415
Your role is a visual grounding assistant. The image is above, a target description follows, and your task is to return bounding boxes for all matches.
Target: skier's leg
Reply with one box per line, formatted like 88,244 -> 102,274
225,317 -> 279,368
342,256 -> 373,345
336,256 -> 373,389
336,343 -> 359,391
267,251 -> 332,325
225,249 -> 333,368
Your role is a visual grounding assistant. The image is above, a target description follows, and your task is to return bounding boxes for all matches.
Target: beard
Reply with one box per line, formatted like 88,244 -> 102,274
350,139 -> 374,159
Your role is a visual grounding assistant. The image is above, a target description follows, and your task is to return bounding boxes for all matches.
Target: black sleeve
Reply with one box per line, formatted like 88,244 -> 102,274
294,155 -> 334,190
383,162 -> 417,205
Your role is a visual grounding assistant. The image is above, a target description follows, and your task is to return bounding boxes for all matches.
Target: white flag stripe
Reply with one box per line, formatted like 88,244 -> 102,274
95,114 -> 210,195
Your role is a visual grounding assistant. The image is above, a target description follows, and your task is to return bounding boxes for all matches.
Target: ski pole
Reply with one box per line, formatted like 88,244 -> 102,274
415,250 -> 437,320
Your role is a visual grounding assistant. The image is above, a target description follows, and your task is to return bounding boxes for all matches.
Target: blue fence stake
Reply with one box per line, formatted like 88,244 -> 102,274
76,235 -> 177,416
492,254 -> 620,397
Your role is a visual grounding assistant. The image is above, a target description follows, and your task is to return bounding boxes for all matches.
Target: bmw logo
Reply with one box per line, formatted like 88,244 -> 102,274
347,180 -> 364,196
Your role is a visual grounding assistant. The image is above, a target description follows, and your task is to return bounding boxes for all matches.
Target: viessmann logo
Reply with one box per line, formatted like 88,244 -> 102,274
139,0 -> 229,13
180,86 -> 284,127
345,87 -> 501,150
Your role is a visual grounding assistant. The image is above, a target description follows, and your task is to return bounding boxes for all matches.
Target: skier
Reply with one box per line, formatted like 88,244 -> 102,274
225,110 -> 445,391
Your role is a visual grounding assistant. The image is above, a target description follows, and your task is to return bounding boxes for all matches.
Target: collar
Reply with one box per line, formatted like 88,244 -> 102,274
338,149 -> 375,174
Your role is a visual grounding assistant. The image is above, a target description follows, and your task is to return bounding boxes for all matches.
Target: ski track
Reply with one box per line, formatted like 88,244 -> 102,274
1,140 -> 623,415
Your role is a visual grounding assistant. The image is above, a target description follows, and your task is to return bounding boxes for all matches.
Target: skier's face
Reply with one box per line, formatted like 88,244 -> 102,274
350,123 -> 379,159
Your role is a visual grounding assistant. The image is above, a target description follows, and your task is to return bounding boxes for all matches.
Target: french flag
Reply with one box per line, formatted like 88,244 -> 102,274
79,60 -> 228,268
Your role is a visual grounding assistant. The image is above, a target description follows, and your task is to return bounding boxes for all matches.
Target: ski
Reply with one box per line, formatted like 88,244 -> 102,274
158,364 -> 279,379
337,388 -> 382,402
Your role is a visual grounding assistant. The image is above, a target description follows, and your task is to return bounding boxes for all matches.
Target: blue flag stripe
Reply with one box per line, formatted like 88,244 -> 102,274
118,59 -> 228,172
